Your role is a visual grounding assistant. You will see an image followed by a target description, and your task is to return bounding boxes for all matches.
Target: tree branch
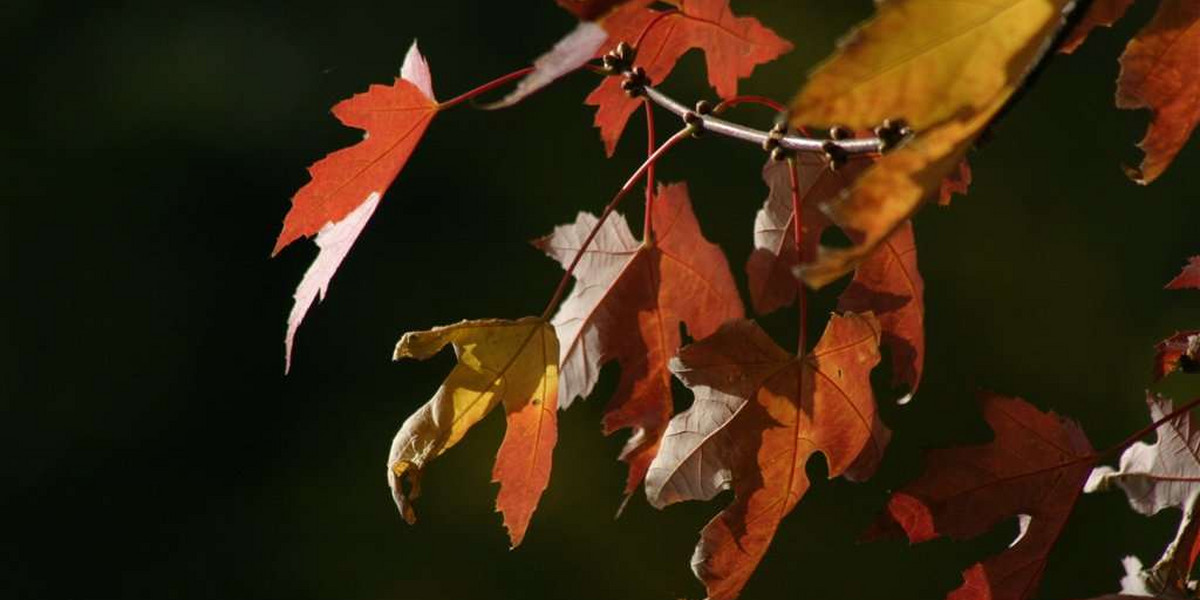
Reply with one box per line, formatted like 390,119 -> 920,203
640,84 -> 884,156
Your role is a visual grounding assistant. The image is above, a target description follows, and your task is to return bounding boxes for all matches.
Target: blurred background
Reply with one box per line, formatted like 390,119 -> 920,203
7,1 -> 1200,598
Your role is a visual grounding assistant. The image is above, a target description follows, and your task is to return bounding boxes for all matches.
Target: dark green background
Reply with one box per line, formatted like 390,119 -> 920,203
8,1 -> 1200,598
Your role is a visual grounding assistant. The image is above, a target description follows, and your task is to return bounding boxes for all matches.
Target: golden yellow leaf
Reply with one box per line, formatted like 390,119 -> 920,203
387,317 -> 559,547
791,0 -> 1069,130
800,96 -> 1004,287
789,0 -> 1070,286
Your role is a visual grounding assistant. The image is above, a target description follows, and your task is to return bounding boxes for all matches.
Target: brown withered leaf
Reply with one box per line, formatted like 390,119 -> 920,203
871,393 -> 1095,600
536,182 -> 743,494
645,313 -> 886,600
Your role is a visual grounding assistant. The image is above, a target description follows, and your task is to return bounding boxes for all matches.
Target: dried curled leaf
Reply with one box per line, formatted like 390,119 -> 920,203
646,313 -> 886,600
537,182 -> 743,494
872,393 -> 1094,600
388,317 -> 559,547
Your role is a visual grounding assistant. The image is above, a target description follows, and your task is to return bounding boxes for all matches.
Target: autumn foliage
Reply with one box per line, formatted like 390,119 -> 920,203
271,1 -> 1200,599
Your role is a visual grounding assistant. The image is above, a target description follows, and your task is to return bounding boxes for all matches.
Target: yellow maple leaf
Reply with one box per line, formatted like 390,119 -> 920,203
387,317 -> 559,547
789,0 -> 1071,286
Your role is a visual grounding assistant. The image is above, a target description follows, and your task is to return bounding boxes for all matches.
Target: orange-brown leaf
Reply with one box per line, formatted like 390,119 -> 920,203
586,0 -> 792,155
873,394 -> 1094,600
537,182 -> 743,494
646,313 -> 886,599
1116,0 -> 1200,184
837,221 -> 926,393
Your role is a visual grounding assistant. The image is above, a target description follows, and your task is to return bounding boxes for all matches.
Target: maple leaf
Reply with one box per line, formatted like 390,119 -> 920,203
746,156 -> 927,394
836,220 -> 926,395
277,42 -> 439,371
388,317 -> 559,547
586,0 -> 792,155
1058,0 -> 1199,183
1115,0 -> 1200,184
536,182 -> 743,494
1167,257 -> 1200,290
789,0 -> 1071,286
872,393 -> 1095,600
1086,394 -> 1200,595
645,313 -> 886,600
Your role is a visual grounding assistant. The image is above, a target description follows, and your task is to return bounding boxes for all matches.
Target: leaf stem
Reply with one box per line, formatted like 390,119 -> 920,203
540,128 -> 692,320
644,99 -> 657,243
1098,396 -> 1200,460
438,66 -> 537,109
787,156 -> 807,357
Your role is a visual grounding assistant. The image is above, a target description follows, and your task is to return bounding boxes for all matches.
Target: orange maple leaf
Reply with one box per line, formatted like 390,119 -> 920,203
646,313 -> 887,600
275,42 -> 439,370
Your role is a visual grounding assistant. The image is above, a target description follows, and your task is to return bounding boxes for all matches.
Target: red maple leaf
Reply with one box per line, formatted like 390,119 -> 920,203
870,393 -> 1095,600
1167,257 -> 1200,290
536,182 -> 743,494
586,0 -> 792,155
275,42 -> 439,370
